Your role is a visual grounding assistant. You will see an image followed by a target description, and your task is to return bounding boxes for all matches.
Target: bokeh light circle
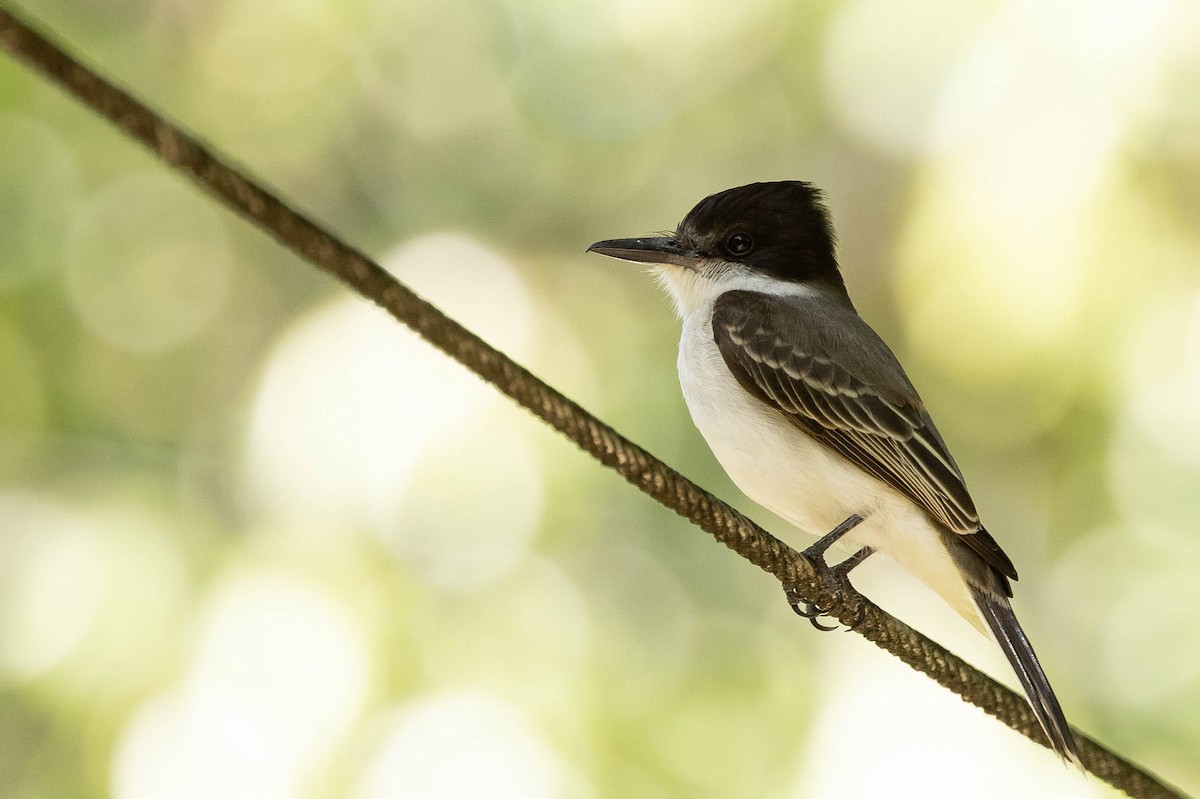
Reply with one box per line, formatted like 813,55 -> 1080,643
64,173 -> 232,354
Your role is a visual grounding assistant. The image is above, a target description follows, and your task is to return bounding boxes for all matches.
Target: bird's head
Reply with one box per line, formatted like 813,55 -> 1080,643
588,181 -> 845,317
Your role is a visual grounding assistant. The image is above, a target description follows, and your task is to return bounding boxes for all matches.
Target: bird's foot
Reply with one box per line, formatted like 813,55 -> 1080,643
786,566 -> 869,631
786,516 -> 874,632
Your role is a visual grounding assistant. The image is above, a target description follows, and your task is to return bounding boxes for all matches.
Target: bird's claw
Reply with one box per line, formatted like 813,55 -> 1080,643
810,613 -> 840,632
842,598 -> 867,632
785,585 -> 843,632
785,588 -> 820,617
785,535 -> 874,633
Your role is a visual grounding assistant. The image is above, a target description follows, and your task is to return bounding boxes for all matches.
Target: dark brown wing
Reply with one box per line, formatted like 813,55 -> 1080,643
712,290 -> 1016,581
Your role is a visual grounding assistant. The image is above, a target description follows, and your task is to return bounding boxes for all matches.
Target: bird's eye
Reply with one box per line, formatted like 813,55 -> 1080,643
724,232 -> 754,257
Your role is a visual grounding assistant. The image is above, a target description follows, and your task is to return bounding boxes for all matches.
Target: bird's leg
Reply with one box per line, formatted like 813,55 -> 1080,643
805,513 -> 865,562
787,514 -> 872,631
832,543 -> 874,578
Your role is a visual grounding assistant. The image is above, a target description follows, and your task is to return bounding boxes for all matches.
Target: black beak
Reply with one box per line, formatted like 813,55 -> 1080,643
587,236 -> 699,267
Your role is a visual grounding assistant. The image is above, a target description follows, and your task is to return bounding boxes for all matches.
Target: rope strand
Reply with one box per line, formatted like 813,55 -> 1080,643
0,6 -> 1186,797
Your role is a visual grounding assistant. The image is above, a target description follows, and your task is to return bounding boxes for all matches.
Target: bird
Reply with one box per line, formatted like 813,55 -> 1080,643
587,180 -> 1080,764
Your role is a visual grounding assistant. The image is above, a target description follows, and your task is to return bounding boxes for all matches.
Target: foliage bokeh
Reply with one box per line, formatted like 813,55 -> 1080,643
1,0 -> 1199,796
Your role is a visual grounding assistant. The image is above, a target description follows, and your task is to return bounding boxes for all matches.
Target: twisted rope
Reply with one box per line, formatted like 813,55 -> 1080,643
0,6 -> 1185,797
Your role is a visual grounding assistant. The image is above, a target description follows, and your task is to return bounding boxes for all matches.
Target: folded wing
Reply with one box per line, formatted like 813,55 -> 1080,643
712,290 -> 1016,582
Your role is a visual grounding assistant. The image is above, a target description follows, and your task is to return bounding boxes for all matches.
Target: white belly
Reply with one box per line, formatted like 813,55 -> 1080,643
677,309 -> 980,627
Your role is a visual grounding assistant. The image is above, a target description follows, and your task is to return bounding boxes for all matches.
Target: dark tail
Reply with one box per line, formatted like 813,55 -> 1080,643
969,585 -> 1082,767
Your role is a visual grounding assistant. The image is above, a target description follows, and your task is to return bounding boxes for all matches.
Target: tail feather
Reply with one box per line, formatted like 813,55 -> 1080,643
970,585 -> 1082,767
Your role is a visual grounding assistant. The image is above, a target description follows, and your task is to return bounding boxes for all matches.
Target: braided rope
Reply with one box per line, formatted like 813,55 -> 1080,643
0,6 -> 1185,797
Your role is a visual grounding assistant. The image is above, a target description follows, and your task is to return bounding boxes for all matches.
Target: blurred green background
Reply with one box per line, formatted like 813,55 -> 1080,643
2,0 -> 1199,796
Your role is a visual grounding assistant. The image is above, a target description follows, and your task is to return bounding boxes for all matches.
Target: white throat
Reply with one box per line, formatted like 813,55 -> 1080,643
652,262 -> 818,319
